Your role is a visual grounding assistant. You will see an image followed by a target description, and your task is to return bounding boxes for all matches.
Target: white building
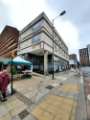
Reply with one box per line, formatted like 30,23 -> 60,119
17,12 -> 69,74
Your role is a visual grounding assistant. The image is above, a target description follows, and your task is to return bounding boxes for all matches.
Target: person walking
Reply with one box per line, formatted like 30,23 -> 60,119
0,65 -> 11,102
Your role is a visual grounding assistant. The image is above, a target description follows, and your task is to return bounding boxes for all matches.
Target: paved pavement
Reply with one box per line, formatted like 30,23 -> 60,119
0,95 -> 28,120
0,69 -> 85,120
81,67 -> 90,119
32,95 -> 76,120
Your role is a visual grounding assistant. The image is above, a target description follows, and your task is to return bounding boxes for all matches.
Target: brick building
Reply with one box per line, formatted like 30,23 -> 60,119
79,48 -> 89,66
87,44 -> 90,62
0,25 -> 19,58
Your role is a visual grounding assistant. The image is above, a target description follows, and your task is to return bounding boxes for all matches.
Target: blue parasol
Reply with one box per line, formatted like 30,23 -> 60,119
8,56 -> 32,65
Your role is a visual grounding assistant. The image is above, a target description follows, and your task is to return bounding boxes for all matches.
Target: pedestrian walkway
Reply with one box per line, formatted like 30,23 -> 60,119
31,80 -> 80,120
0,70 -> 81,120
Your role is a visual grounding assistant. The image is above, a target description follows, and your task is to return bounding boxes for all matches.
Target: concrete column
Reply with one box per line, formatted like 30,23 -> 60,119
44,51 -> 48,75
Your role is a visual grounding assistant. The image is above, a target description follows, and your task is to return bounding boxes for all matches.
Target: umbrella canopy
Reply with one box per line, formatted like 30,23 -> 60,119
0,57 -> 10,64
8,56 -> 32,65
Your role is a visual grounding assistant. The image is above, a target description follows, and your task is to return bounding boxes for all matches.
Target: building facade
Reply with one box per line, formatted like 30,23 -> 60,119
87,44 -> 90,63
17,12 -> 69,74
0,26 -> 19,58
79,48 -> 89,66
69,54 -> 78,68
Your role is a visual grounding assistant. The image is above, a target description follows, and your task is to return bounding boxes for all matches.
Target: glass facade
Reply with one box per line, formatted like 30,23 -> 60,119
32,35 -> 40,44
32,20 -> 43,32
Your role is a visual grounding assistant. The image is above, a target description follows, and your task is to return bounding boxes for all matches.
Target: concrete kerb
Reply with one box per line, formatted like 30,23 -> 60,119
81,73 -> 88,119
75,72 -> 87,120
82,72 -> 89,120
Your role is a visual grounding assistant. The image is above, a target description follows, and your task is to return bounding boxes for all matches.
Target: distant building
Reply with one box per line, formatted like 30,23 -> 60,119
17,12 -> 69,74
79,48 -> 89,66
69,54 -> 78,68
87,44 -> 90,63
0,25 -> 19,58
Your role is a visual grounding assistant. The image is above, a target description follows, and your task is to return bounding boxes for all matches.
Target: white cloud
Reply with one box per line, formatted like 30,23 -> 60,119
2,0 -> 60,29
2,0 -> 80,57
0,0 -> 12,32
2,0 -> 47,30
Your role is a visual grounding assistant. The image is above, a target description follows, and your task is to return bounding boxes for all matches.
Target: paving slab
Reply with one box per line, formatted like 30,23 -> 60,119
0,95 -> 28,120
32,95 -> 76,120
0,113 -> 12,120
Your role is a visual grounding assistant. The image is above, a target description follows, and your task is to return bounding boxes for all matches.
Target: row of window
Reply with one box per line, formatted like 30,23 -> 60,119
20,19 -> 68,53
18,34 -> 40,50
80,53 -> 89,56
18,35 -> 68,60
54,44 -> 68,59
32,35 -> 40,43
20,20 -> 43,41
54,36 -> 68,53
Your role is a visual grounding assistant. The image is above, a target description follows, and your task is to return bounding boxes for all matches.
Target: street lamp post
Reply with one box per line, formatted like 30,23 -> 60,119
52,10 -> 66,80
10,51 -> 15,95
10,56 -> 14,95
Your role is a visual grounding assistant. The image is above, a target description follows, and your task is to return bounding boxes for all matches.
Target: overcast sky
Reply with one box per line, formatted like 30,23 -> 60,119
0,0 -> 90,59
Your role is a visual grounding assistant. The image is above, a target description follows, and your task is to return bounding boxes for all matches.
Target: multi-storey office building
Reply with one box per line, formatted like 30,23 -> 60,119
69,54 -> 78,68
17,12 -> 69,74
79,48 -> 89,66
0,26 -> 19,58
69,54 -> 77,60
